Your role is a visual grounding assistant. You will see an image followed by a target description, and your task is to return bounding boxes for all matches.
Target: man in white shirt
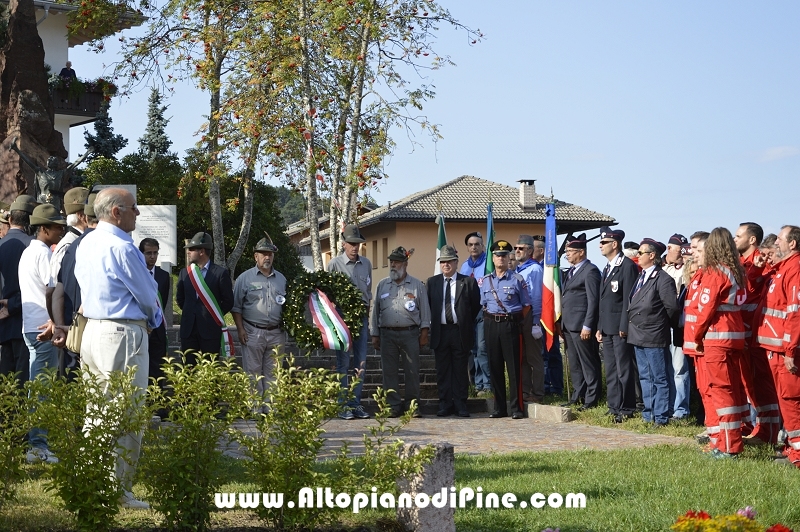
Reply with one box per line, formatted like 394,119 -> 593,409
49,187 -> 89,285
20,204 -> 65,464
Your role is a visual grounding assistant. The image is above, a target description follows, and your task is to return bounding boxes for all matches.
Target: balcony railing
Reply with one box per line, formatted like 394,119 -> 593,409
52,87 -> 105,118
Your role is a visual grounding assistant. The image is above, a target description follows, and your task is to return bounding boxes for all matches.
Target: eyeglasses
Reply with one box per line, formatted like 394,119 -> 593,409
513,246 -> 528,250
638,250 -> 653,256
120,204 -> 138,211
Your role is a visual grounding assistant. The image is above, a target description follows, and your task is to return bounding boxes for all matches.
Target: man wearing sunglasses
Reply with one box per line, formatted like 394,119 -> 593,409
596,226 -> 639,423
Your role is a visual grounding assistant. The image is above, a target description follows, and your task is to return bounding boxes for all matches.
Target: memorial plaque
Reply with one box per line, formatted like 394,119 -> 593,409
132,205 -> 177,266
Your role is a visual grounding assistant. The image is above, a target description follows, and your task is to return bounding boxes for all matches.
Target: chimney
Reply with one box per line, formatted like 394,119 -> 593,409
518,179 -> 536,212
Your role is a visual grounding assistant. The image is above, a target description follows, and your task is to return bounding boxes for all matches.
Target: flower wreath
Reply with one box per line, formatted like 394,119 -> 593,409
282,270 -> 367,351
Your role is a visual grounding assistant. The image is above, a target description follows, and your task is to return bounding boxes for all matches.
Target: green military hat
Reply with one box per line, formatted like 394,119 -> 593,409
517,235 -> 534,247
64,187 -> 90,215
255,232 -> 278,253
85,192 -> 98,217
388,246 -> 412,262
29,204 -> 66,226
185,232 -> 213,249
438,244 -> 458,262
10,194 -> 37,214
341,224 -> 366,244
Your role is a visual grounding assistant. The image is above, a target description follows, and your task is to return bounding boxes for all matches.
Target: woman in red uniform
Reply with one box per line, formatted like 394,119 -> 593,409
684,227 -> 748,459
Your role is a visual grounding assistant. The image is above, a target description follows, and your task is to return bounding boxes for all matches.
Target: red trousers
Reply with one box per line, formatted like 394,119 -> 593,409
742,346 -> 781,443
768,351 -> 800,466
696,347 -> 746,454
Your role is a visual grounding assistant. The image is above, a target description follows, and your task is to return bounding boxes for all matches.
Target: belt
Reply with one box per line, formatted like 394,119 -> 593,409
381,325 -> 418,331
440,323 -> 460,329
89,318 -> 148,329
244,319 -> 281,331
484,312 -> 523,323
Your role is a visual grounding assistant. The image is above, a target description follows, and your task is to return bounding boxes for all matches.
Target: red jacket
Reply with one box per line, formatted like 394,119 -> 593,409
740,249 -> 769,342
682,269 -> 702,356
756,253 -> 800,354
684,266 -> 746,351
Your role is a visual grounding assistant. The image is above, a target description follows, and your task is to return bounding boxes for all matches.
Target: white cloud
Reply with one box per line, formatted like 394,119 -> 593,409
759,146 -> 800,162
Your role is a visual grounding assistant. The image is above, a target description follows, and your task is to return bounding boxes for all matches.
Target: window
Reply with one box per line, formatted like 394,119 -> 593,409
382,238 -> 388,268
372,240 -> 378,269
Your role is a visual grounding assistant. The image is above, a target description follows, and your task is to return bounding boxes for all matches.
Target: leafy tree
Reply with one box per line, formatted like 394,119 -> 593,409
138,88 -> 173,159
83,103 -> 128,161
275,186 -> 306,226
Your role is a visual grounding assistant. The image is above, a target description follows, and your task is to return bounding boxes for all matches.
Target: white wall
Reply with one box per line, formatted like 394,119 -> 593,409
36,9 -> 69,74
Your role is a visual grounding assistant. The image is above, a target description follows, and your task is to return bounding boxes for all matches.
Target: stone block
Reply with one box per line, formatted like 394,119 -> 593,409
527,403 -> 575,423
396,442 -> 455,532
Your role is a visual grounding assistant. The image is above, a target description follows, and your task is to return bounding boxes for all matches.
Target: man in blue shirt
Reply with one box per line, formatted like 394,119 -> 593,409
75,188 -> 162,510
460,231 -> 491,395
515,235 -> 544,403
480,240 -> 531,419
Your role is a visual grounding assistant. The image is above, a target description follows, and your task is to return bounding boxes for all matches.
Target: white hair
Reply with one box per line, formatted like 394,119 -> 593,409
67,213 -> 79,227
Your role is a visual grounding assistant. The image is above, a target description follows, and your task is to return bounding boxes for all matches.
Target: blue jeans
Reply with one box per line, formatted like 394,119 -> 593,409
634,346 -> 674,425
471,311 -> 490,390
671,346 -> 691,418
543,335 -> 564,394
25,332 -> 58,450
335,318 -> 368,408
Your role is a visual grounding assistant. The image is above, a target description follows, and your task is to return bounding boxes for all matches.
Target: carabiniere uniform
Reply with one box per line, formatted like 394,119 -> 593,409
479,240 -> 531,419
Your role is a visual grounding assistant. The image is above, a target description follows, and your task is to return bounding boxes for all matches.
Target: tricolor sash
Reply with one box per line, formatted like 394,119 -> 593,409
308,289 -> 352,351
187,263 -> 234,357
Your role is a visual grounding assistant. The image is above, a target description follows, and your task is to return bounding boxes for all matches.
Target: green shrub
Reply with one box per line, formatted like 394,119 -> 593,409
242,350 -> 349,530
0,373 -> 31,510
139,352 -> 252,532
29,368 -> 152,532
242,351 -> 433,531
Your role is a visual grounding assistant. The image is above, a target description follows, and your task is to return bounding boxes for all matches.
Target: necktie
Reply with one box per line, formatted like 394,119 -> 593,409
633,271 -> 646,296
602,263 -> 610,280
445,278 -> 454,325
565,266 -> 575,282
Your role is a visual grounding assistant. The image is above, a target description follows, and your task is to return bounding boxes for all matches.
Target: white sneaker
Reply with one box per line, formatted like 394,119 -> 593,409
119,490 -> 150,509
26,447 -> 59,464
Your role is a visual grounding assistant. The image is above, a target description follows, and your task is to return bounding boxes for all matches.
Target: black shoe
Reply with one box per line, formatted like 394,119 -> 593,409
437,406 -> 454,417
457,410 -> 470,418
578,404 -> 597,412
389,409 -> 403,418
511,412 -> 524,420
411,410 -> 423,418
559,402 -> 577,408
613,414 -> 624,424
489,411 -> 508,418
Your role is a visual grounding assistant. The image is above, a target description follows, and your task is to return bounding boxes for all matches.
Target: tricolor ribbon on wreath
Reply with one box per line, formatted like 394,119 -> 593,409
187,263 -> 234,357
308,289 -> 352,351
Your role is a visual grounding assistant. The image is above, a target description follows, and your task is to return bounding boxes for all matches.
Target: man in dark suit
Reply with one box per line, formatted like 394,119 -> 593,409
596,226 -> 639,423
627,238 -> 680,426
559,233 -> 602,410
176,232 -> 234,364
139,238 -> 171,383
427,245 -> 481,417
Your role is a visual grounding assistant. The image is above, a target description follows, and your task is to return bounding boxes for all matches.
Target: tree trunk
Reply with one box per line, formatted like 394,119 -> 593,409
341,11 -> 372,224
329,64 -> 357,257
300,0 -> 323,271
225,142 -> 258,275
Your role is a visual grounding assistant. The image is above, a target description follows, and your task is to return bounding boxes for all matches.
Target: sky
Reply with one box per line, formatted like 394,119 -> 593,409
69,1 -> 800,265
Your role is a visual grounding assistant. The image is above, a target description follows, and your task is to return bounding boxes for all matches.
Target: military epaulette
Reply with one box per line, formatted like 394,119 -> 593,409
477,274 -> 490,287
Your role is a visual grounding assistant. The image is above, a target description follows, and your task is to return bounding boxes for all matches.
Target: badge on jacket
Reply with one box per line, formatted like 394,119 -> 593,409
611,280 -> 619,293
275,295 -> 285,305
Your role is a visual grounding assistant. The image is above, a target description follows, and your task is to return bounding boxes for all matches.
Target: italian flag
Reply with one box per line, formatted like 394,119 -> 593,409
434,214 -> 447,274
541,203 -> 561,350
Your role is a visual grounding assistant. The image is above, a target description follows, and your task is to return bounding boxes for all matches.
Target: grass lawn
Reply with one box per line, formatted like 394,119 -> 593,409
3,444 -> 798,531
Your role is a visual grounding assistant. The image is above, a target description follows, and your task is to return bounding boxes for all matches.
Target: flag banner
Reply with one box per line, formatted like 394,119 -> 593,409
308,289 -> 352,351
541,203 -> 561,350
434,214 -> 447,274
485,203 -> 495,276
187,264 -> 234,357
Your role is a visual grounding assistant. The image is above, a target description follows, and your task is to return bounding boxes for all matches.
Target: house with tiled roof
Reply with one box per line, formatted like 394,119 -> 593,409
287,175 -> 615,294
